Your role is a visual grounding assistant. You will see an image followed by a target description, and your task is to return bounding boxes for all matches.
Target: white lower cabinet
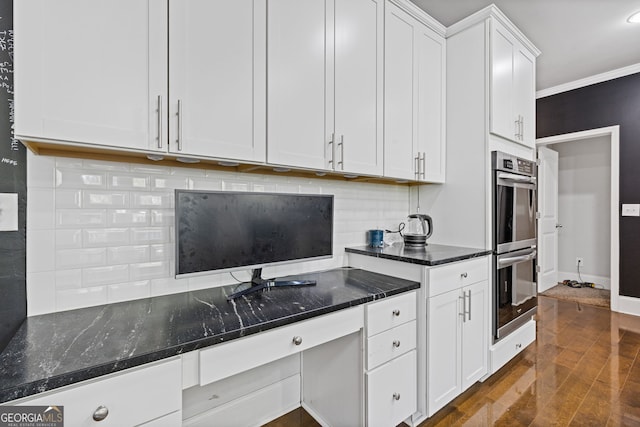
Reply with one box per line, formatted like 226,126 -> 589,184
367,350 -> 417,427
12,358 -> 182,427
426,258 -> 489,417
365,291 -> 418,426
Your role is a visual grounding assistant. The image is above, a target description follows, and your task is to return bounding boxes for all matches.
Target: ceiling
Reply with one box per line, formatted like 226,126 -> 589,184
411,0 -> 640,92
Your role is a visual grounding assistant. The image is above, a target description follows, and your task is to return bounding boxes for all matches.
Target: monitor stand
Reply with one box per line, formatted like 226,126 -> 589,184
226,268 -> 316,301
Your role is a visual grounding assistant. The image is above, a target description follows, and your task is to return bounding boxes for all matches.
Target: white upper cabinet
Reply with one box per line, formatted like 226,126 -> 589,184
333,0 -> 383,176
490,19 -> 536,148
384,1 -> 445,182
169,0 -> 266,162
268,0 -> 383,175
15,0 -> 168,152
416,25 -> 446,183
267,0 -> 328,170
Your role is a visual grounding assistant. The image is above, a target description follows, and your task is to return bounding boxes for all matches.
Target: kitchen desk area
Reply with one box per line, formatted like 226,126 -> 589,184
0,267 -> 420,426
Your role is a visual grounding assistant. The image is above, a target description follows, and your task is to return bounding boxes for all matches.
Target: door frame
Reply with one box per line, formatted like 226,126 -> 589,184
536,125 -> 620,312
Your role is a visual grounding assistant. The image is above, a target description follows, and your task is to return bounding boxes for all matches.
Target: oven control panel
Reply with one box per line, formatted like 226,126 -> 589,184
492,151 -> 535,176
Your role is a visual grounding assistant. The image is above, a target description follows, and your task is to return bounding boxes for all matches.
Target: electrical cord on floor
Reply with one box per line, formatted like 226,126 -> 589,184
563,262 -> 604,289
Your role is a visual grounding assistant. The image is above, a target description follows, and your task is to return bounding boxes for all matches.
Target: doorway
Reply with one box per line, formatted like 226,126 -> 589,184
536,125 -> 620,312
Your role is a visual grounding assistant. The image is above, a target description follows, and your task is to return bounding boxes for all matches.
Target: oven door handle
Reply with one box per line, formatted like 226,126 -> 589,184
497,172 -> 537,184
498,250 -> 537,268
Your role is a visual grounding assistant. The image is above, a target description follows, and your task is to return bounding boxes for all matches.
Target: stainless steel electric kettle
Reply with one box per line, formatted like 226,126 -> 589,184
400,214 -> 433,247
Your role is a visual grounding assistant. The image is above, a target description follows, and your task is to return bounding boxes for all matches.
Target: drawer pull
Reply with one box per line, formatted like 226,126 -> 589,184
92,405 -> 109,422
393,340 -> 401,348
393,392 -> 401,401
461,272 -> 468,279
516,343 -> 522,349
392,309 -> 401,317
292,336 -> 303,346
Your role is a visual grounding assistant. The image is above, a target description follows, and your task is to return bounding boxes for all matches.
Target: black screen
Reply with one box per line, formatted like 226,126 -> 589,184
175,191 -> 334,276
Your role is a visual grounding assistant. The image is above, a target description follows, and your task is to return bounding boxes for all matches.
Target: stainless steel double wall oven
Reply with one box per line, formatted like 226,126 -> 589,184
492,151 -> 538,341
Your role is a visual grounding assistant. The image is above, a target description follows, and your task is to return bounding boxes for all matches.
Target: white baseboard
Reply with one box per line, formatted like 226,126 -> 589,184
557,271 -> 611,290
617,296 -> 640,317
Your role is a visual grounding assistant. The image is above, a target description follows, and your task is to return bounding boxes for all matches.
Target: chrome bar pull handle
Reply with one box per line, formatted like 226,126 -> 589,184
176,99 -> 183,151
338,135 -> 344,169
415,155 -> 420,178
156,95 -> 163,149
328,133 -> 334,167
459,294 -> 466,323
467,290 -> 472,321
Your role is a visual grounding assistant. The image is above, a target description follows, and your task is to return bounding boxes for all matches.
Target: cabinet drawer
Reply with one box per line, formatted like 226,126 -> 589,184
427,257 -> 489,297
199,306 -> 363,386
366,291 -> 417,337
16,358 -> 181,427
491,319 -> 535,374
367,320 -> 416,370
366,350 -> 417,427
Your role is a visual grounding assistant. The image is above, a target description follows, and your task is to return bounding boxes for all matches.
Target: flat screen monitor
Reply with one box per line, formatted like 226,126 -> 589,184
175,190 -> 334,280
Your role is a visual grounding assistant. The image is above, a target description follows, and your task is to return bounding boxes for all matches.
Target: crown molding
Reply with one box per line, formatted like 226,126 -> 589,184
536,62 -> 640,99
446,4 -> 540,57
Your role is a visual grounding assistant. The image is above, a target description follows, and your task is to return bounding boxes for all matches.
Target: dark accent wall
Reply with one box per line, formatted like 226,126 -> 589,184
0,0 -> 24,352
537,72 -> 640,298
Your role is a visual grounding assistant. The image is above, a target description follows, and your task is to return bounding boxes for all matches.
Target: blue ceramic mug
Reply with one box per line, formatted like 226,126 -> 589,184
368,229 -> 384,248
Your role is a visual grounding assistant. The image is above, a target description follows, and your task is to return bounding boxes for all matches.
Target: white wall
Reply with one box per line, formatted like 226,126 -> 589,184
26,152 -> 410,315
554,136 -> 611,286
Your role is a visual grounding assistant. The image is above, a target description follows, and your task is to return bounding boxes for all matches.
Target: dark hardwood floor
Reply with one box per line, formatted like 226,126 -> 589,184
265,295 -> 640,426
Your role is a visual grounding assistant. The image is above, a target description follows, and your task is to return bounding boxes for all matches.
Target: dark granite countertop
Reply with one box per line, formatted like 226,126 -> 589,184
0,267 -> 418,403
346,243 -> 491,266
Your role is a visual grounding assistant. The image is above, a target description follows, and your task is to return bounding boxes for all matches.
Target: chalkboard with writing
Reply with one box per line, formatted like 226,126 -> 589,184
0,0 -> 26,354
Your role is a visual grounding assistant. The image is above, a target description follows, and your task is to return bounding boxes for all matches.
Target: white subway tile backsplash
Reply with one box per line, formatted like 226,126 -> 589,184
131,192 -> 173,209
107,245 -> 150,265
108,173 -> 150,190
82,190 -> 129,208
28,188 -> 56,229
56,248 -> 107,269
108,281 -> 151,303
56,169 -> 106,189
129,261 -> 170,281
27,229 -> 55,273
26,272 -> 56,316
27,152 -> 55,189
151,277 -> 188,297
151,176 -> 189,191
150,209 -> 174,226
83,228 -> 130,247
27,154 -> 410,313
150,243 -> 172,261
56,286 -> 108,312
55,189 -> 82,209
56,209 -> 107,228
130,227 -> 170,244
108,209 -> 150,226
190,177 -> 223,191
55,269 -> 82,290
55,229 -> 82,249
82,265 -> 130,287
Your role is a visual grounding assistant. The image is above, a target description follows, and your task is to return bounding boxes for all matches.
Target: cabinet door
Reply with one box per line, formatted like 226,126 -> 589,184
367,350 -> 417,427
169,0 -> 266,162
489,22 -> 515,142
383,2 -> 415,181
514,47 -> 536,147
334,0 -> 383,176
15,0 -> 168,152
267,0 -> 328,170
427,289 -> 461,416
416,25 -> 446,183
461,280 -> 489,390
